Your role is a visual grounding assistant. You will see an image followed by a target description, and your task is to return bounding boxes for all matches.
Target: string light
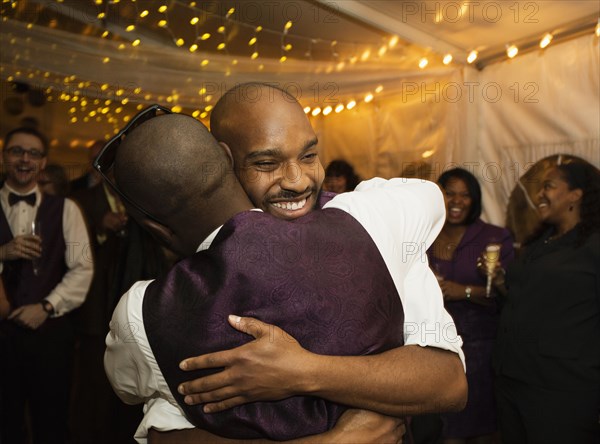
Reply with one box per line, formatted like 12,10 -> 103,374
335,104 -> 344,113
303,106 -> 311,114
364,93 -> 374,103
467,50 -> 478,64
506,44 -> 518,58
346,100 -> 356,110
375,85 -> 384,94
418,57 -> 428,69
540,33 -> 553,48
443,54 -> 453,65
323,106 -> 332,116
311,107 -> 321,116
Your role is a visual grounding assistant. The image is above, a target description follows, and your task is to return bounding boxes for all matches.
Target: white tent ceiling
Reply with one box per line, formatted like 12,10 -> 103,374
1,1 -> 598,195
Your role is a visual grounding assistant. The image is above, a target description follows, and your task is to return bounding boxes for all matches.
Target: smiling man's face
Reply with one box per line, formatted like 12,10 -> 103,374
3,132 -> 47,193
228,96 -> 325,220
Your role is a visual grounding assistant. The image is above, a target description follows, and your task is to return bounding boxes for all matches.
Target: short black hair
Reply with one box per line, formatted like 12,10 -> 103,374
4,126 -> 49,155
437,167 -> 482,224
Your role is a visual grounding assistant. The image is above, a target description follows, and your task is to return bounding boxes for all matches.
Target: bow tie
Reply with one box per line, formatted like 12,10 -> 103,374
8,192 -> 37,207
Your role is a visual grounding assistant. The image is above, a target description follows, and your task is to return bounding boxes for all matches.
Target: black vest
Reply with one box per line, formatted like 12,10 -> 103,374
1,194 -> 67,307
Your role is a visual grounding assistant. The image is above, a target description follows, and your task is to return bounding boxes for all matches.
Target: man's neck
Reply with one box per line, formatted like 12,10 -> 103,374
4,180 -> 37,195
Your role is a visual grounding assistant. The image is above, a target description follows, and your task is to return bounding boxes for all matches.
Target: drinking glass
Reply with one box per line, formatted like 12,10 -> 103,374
30,219 -> 42,276
483,243 -> 501,298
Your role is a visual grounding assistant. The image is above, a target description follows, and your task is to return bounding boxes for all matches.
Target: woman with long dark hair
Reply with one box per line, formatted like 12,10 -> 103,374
494,158 -> 600,443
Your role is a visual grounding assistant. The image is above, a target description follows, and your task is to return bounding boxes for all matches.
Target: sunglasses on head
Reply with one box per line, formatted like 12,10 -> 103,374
93,104 -> 173,225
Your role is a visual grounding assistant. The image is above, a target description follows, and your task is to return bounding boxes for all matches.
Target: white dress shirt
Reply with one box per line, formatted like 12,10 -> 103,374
0,184 -> 93,316
105,178 -> 465,443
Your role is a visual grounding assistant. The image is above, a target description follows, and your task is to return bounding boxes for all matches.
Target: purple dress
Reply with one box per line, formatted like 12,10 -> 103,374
428,219 -> 514,438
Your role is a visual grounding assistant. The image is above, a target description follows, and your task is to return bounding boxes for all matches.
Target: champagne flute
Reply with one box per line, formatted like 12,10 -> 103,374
483,243 -> 501,298
30,219 -> 42,276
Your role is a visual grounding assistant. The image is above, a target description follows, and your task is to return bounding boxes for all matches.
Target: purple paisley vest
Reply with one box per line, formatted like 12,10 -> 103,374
0,194 -> 67,308
143,208 -> 404,440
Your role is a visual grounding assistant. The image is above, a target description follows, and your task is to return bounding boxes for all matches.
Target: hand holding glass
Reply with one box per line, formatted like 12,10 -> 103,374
483,244 -> 501,298
30,220 -> 42,276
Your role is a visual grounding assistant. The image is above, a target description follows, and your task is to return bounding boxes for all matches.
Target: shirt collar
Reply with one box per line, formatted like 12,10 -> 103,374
195,208 -> 263,252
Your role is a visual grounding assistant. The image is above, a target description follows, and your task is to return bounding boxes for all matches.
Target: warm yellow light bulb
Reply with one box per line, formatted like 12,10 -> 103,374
540,33 -> 553,49
506,44 -> 518,58
419,57 -> 428,69
189,44 -> 198,52
304,106 -> 311,114
284,21 -> 292,30
311,107 -> 321,116
158,20 -> 167,27
389,35 -> 399,48
323,106 -> 332,116
251,51 -> 259,59
335,104 -> 344,113
467,50 -> 478,64
443,54 -> 453,65
176,38 -> 185,47
375,85 -> 384,93
132,39 -> 140,47
217,43 -> 226,50
201,59 -> 209,66
190,17 -> 199,25
347,100 -> 356,110
126,25 -> 135,32
364,93 -> 374,103
280,56 -> 287,63
248,37 -> 257,45
158,5 -> 167,13
140,10 -> 149,18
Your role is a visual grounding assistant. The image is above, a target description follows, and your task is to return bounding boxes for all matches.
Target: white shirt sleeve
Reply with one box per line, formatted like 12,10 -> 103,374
324,178 -> 465,369
105,280 -> 195,443
45,198 -> 94,316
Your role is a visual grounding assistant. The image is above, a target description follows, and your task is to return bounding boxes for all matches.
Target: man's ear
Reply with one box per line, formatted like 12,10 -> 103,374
218,142 -> 234,168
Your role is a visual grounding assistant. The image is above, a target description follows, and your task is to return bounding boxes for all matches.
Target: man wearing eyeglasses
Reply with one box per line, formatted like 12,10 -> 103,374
0,127 -> 93,444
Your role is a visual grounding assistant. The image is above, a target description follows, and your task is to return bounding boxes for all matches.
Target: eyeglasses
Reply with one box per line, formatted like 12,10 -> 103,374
93,104 -> 172,225
5,146 -> 46,159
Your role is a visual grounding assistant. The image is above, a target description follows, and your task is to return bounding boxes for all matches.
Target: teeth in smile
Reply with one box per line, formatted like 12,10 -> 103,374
272,198 -> 307,211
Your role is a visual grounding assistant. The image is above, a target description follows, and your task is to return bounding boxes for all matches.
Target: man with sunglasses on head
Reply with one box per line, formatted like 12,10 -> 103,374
163,84 -> 466,443
102,104 -> 466,443
0,127 -> 93,444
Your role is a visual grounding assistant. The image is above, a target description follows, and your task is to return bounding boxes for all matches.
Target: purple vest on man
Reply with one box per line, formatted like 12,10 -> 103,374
0,194 -> 67,308
143,207 -> 405,440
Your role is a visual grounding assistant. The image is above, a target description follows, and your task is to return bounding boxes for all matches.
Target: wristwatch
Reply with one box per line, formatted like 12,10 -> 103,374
465,286 -> 472,300
40,300 -> 54,315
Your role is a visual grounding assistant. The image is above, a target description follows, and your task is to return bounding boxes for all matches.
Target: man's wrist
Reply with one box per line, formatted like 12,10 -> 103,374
40,300 -> 54,315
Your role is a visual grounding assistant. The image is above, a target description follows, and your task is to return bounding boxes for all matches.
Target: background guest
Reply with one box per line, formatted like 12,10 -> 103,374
0,126 -> 93,444
428,167 -> 514,444
38,163 -> 70,197
493,158 -> 600,443
323,159 -> 360,193
70,139 -> 103,192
